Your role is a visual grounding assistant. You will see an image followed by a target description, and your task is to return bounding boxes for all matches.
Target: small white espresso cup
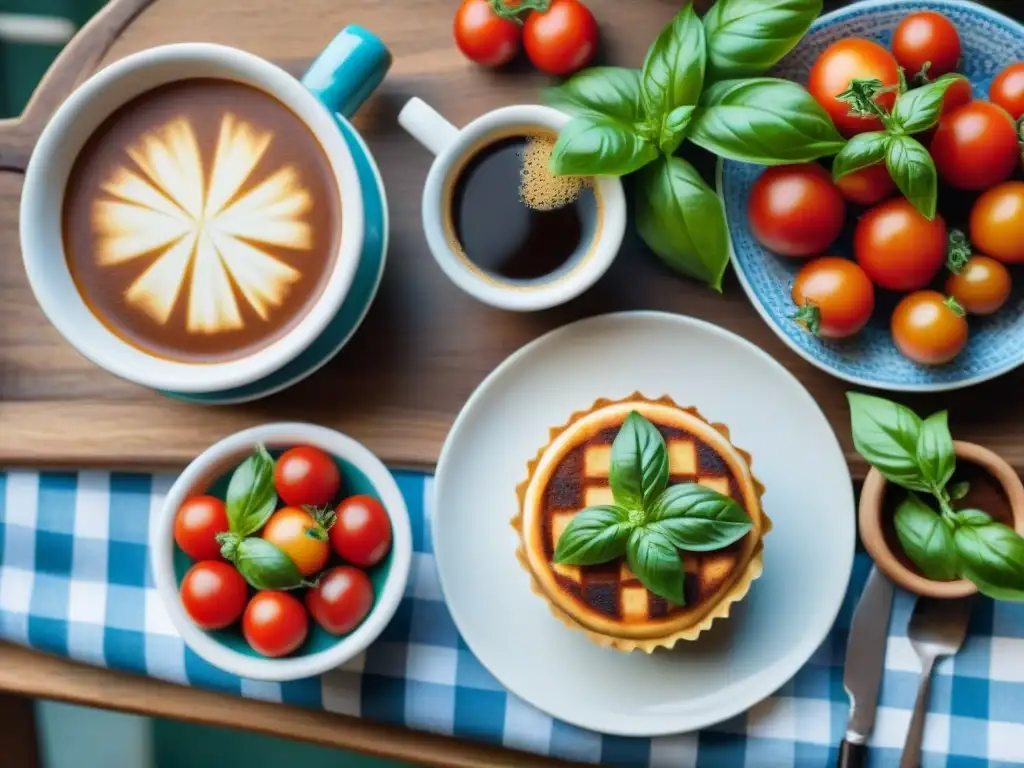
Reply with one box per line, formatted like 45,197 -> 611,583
398,98 -> 625,312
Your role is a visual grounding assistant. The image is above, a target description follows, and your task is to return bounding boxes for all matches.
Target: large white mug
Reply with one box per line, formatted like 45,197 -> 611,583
398,97 -> 625,312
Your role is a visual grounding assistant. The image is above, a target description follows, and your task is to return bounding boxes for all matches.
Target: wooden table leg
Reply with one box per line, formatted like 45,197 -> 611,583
0,692 -> 40,768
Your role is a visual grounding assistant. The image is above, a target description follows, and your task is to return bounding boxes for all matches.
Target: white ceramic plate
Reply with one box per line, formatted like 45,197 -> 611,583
433,312 -> 855,736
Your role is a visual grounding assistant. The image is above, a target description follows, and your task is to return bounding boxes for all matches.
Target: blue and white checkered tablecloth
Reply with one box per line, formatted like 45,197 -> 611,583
2,469 -> 1023,767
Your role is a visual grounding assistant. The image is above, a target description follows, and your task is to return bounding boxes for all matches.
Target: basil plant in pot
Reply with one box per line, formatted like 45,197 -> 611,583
849,393 -> 1024,601
545,0 -> 843,291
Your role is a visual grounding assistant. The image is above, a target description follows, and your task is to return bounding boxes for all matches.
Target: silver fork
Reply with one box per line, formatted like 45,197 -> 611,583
899,596 -> 974,768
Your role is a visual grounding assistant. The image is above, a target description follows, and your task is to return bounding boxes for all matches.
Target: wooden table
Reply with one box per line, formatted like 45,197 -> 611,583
0,1 -> 1020,766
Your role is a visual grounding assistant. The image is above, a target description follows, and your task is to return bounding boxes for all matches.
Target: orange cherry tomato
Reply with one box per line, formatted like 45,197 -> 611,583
179,561 -> 247,631
453,0 -> 521,68
891,290 -> 968,365
970,181 -> 1024,264
945,256 -> 1012,316
891,11 -> 961,79
835,163 -> 896,206
523,0 -> 598,76
990,62 -> 1024,120
747,164 -> 846,258
174,495 -> 229,562
242,591 -> 309,658
791,257 -> 875,339
808,38 -> 900,136
262,506 -> 331,577
930,100 -> 1018,190
854,198 -> 946,292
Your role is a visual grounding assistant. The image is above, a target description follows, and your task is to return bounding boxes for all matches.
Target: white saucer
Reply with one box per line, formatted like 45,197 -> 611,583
432,311 -> 855,736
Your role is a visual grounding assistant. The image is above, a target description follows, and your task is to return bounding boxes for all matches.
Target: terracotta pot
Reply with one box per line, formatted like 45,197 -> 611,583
859,440 -> 1024,598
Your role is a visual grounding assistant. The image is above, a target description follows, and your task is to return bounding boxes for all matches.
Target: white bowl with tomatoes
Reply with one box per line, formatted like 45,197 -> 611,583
151,423 -> 412,681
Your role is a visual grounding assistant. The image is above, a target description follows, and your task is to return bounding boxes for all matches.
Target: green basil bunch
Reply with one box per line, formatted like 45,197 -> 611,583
832,73 -> 968,220
553,411 -> 753,604
545,0 -> 841,290
849,393 -> 1024,600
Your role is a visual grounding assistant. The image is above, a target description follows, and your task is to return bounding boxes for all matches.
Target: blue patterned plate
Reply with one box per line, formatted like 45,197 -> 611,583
719,0 -> 1024,392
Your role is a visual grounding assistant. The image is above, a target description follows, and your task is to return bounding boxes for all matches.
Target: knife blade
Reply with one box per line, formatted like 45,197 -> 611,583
837,566 -> 895,768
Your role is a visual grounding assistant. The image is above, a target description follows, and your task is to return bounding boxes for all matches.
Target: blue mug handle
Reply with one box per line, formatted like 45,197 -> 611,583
301,26 -> 391,118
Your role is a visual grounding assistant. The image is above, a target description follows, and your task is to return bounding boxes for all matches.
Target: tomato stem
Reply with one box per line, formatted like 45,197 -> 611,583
837,78 -> 896,132
490,0 -> 549,22
791,303 -> 822,336
946,229 -> 972,274
943,295 -> 966,317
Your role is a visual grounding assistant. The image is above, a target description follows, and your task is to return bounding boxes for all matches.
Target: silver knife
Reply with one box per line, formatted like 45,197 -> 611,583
838,566 -> 896,768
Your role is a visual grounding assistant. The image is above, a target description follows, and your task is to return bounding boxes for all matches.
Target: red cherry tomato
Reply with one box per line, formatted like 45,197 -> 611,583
523,0 -> 598,76
990,62 -> 1024,120
939,76 -> 973,116
747,164 -> 846,258
330,495 -> 393,568
262,507 -> 331,577
179,561 -> 247,630
242,591 -> 309,658
945,255 -> 1012,316
970,181 -> 1024,264
891,11 -> 961,79
274,446 -> 341,507
891,291 -> 968,365
305,566 -> 374,636
836,163 -> 896,206
453,0 -> 521,68
808,38 -> 900,136
930,100 -> 1019,190
854,198 -> 946,292
791,257 -> 875,339
174,496 -> 229,561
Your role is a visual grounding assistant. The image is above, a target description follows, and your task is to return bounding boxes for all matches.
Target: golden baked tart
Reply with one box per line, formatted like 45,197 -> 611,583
513,393 -> 770,652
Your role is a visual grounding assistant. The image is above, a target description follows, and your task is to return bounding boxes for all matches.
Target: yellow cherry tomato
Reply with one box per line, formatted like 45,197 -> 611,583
262,506 -> 330,578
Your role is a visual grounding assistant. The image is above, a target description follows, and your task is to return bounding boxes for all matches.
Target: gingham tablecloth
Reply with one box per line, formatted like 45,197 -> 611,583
1,469 -> 1023,767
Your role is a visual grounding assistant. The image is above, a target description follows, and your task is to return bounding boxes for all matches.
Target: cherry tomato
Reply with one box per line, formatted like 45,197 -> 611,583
970,181 -> 1024,264
274,446 -> 341,507
523,0 -> 598,76
854,198 -> 946,292
808,38 -> 900,136
891,290 -> 968,365
174,496 -> 229,562
180,561 -> 247,630
945,255 -> 1012,316
453,0 -> 521,68
262,506 -> 331,577
990,62 -> 1024,120
930,100 -> 1018,190
836,163 -> 896,206
791,257 -> 875,339
305,566 -> 374,636
242,591 -> 308,658
330,495 -> 392,568
891,11 -> 961,79
747,164 -> 846,258
940,76 -> 973,115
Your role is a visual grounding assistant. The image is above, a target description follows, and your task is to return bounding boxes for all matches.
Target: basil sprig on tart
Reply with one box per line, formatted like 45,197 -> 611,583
554,411 -> 752,604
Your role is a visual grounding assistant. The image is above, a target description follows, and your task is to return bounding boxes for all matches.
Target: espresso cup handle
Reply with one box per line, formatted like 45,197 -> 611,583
302,25 -> 392,119
398,97 -> 460,156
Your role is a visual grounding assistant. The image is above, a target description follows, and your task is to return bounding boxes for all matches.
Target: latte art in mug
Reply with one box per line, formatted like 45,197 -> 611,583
63,78 -> 341,362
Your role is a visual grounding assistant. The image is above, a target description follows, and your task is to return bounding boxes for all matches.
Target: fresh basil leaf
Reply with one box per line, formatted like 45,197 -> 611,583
648,484 -> 752,552
553,505 -> 632,566
955,523 -> 1024,601
948,481 -> 971,502
641,3 -> 706,119
885,135 -> 938,220
660,105 -> 696,154
544,67 -> 643,124
549,116 -> 658,177
954,508 -> 992,526
627,527 -> 684,604
916,411 -> 956,491
831,131 -> 889,180
636,156 -> 729,290
894,495 -> 960,581
847,393 -> 929,492
232,537 -> 306,590
226,444 -> 278,537
689,78 -> 845,164
609,411 -> 668,511
703,0 -> 822,81
893,74 -> 969,135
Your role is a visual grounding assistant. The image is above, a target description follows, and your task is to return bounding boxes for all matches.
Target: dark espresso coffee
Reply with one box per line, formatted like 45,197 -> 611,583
63,78 -> 341,363
447,134 -> 599,282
